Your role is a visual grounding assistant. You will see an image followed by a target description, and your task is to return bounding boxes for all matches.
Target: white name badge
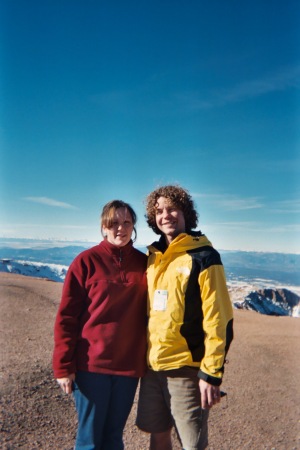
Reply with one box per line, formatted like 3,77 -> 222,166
153,290 -> 168,311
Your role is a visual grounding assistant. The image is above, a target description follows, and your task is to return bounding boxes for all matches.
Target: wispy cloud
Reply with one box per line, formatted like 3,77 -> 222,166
208,221 -> 300,233
208,221 -> 260,231
193,193 -> 264,211
269,199 -> 300,214
216,65 -> 300,105
178,64 -> 300,110
2,223 -> 92,230
193,193 -> 300,215
88,64 -> 300,116
24,197 -> 77,209
266,223 -> 300,233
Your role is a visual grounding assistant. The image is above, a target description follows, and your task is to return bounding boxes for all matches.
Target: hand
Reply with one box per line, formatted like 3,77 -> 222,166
56,374 -> 75,394
199,379 -> 221,409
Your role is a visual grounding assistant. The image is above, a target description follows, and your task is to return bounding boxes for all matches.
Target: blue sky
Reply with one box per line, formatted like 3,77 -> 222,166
1,1 -> 299,253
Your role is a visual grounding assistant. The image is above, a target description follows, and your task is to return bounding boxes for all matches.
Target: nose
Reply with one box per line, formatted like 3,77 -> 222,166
162,208 -> 171,219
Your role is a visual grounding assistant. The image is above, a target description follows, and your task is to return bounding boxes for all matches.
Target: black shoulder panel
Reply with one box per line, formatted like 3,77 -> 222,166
179,251 -> 204,361
187,245 -> 223,271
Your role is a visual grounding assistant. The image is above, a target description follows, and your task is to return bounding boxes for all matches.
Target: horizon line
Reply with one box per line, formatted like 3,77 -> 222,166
0,236 -> 299,255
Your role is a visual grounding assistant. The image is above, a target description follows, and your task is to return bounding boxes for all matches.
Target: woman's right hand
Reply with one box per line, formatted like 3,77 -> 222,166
56,373 -> 75,394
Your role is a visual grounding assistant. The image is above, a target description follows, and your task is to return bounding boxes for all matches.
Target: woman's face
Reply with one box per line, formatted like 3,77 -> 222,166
103,207 -> 134,247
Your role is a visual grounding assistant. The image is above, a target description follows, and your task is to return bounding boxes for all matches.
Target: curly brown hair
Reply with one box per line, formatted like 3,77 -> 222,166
145,185 -> 198,235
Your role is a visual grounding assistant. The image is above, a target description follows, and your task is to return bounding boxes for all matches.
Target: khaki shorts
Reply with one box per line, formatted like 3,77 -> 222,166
136,366 -> 209,450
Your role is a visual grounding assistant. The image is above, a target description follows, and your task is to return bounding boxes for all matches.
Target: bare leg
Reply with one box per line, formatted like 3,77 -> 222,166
150,430 -> 172,450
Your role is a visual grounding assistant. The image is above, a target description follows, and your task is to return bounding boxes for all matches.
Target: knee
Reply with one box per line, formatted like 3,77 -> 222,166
150,430 -> 172,450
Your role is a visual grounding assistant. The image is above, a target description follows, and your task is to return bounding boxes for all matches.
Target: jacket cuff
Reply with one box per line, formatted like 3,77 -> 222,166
197,370 -> 222,386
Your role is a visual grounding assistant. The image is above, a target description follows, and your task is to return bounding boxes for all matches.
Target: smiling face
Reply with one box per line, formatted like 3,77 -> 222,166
155,196 -> 186,244
102,207 -> 134,248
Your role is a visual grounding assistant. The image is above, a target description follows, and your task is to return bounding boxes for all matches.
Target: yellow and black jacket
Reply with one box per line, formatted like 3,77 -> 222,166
147,232 -> 233,386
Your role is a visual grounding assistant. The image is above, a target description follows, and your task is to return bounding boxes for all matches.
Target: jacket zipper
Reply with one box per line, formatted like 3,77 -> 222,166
118,249 -> 126,282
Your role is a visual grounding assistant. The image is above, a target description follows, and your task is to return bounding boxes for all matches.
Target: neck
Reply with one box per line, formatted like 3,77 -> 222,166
164,232 -> 184,246
164,235 -> 172,246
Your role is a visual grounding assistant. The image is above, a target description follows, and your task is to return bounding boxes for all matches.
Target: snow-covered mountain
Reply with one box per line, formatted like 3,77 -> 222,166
0,259 -> 68,282
234,288 -> 300,317
0,246 -> 300,317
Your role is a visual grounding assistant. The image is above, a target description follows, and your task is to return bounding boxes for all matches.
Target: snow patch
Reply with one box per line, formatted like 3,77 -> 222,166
0,259 -> 68,282
233,288 -> 300,318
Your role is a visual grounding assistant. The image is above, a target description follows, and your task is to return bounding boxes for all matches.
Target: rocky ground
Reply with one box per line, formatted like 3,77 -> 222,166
0,272 -> 299,449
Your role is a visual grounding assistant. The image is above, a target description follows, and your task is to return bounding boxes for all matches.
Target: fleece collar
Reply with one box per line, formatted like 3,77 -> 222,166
99,238 -> 134,258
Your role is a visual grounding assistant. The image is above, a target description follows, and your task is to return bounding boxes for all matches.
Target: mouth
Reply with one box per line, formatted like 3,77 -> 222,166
162,222 -> 176,226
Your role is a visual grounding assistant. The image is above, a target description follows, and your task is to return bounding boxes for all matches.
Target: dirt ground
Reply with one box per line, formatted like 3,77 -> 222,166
0,272 -> 299,449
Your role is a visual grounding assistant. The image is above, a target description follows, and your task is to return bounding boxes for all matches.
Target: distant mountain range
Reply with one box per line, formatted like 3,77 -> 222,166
0,245 -> 85,266
1,244 -> 299,317
0,244 -> 299,286
220,250 -> 300,286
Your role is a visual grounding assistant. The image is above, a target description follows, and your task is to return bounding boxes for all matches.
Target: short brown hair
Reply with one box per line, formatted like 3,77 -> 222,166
101,200 -> 137,241
145,185 -> 198,235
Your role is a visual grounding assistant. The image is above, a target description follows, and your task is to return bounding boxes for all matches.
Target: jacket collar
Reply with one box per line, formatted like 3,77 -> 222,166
100,238 -> 134,257
148,231 -> 209,254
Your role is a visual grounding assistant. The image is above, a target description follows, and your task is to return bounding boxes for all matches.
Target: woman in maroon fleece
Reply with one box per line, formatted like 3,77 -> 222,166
53,200 -> 147,450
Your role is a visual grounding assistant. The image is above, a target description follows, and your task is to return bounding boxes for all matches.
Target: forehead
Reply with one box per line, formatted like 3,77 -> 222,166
155,196 -> 175,208
112,207 -> 132,220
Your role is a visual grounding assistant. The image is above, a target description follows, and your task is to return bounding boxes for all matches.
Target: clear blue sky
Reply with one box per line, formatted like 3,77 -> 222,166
1,1 -> 299,253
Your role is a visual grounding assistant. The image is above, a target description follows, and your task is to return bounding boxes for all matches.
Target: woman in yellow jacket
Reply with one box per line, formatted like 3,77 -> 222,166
137,185 -> 233,450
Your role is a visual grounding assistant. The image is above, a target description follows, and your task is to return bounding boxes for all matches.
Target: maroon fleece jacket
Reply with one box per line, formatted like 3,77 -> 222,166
53,239 -> 147,378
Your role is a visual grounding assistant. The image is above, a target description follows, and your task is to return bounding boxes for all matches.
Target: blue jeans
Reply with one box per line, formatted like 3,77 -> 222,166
73,371 -> 139,450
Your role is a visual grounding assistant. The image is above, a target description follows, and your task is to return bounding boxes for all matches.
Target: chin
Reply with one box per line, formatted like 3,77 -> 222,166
116,240 -> 129,247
